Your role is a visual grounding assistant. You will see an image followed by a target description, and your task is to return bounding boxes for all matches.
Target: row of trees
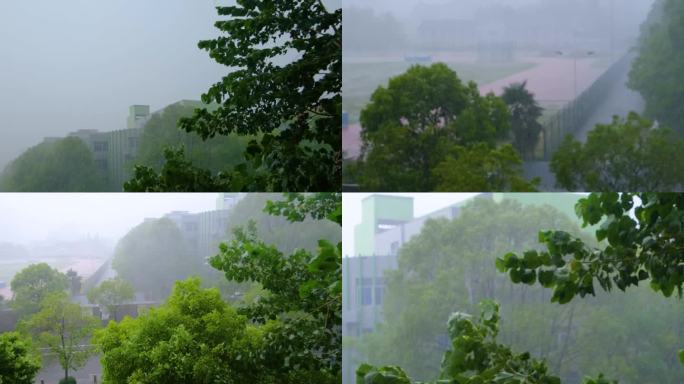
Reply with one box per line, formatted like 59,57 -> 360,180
1,262 -> 136,383
345,63 -> 542,191
355,194 -> 684,383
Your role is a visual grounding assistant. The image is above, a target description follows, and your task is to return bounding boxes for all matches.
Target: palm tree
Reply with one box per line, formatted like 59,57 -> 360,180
501,81 -> 543,160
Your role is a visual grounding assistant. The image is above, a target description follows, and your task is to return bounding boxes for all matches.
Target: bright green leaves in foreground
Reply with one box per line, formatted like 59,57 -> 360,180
357,301 -> 611,384
499,193 -> 684,303
0,332 -> 41,384
97,193 -> 342,383
126,1 -> 341,191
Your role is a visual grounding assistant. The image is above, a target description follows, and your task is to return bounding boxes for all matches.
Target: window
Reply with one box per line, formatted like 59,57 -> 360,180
390,241 -> 400,256
93,141 -> 108,152
361,286 -> 372,306
374,286 -> 384,305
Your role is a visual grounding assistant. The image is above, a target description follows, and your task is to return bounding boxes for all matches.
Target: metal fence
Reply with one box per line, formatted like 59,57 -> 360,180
540,52 -> 635,160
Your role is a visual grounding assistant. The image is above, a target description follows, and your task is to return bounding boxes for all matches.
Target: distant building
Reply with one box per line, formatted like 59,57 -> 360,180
164,193 -> 244,260
43,100 -> 202,190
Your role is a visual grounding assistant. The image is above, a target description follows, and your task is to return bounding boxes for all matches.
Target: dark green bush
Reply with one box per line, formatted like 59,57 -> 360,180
59,377 -> 76,384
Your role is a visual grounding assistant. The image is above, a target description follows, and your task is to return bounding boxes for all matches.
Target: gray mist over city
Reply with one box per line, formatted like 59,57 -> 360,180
0,1 -> 229,170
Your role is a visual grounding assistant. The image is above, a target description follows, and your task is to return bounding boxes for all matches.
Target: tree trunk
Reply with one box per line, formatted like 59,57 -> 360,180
62,315 -> 69,381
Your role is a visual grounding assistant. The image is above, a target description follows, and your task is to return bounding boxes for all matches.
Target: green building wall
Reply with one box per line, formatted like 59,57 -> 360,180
353,195 -> 414,256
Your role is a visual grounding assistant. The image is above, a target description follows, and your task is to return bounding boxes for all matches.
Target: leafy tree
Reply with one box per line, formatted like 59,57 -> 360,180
112,218 -> 196,299
628,0 -> 684,134
65,269 -> 82,296
87,278 -> 135,322
501,81 -> 543,160
224,193 -> 341,255
550,113 -> 684,191
433,143 -> 538,191
22,293 -> 100,383
126,1 -> 341,192
499,192 -> 684,303
210,192 -> 342,382
10,263 -> 69,318
0,332 -> 41,384
354,63 -> 519,191
96,278 -> 264,384
356,198 -> 585,380
132,102 -> 249,175
0,137 -> 107,192
357,301 -> 613,384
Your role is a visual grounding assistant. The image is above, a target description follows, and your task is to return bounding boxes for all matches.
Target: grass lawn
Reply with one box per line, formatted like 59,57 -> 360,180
343,60 -> 537,124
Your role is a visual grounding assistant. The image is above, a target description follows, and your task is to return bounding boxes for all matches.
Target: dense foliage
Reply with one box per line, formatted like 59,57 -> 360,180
0,332 -> 41,384
628,0 -> 684,134
210,193 -> 342,382
501,81 -> 543,160
351,63 -> 534,191
355,196 -> 684,383
22,293 -> 100,382
357,301 -> 613,384
112,218 -> 196,299
96,278 -> 265,384
87,278 -> 135,322
224,193 -> 341,255
550,113 -> 684,191
10,263 -> 69,318
97,193 -> 342,383
132,102 -> 248,174
500,193 -> 684,304
0,137 -> 107,192
433,144 -> 538,191
127,1 -> 341,192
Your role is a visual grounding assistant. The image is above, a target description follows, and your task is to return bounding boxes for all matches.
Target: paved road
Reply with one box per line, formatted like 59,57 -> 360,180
35,354 -> 102,384
523,56 -> 645,191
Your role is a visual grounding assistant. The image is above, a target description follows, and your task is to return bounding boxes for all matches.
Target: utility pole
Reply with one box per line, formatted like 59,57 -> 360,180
610,0 -> 615,60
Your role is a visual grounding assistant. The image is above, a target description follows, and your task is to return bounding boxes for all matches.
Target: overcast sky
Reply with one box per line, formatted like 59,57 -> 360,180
342,193 -> 480,256
0,0 -> 233,169
0,193 -> 219,245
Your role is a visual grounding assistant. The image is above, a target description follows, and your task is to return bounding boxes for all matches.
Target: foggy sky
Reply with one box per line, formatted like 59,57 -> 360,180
342,193 -> 480,257
0,0 -> 234,169
0,193 -> 219,246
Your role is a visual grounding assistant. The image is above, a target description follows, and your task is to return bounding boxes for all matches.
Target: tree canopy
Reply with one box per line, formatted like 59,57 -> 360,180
112,218 -> 196,299
97,193 -> 342,383
87,278 -> 135,322
499,192 -> 684,304
0,332 -> 41,384
355,195 -> 684,383
132,102 -> 249,175
96,278 -> 264,384
0,137 -> 107,192
501,81 -> 543,160
351,63 -> 534,191
550,113 -> 684,191
126,1 -> 341,192
22,293 -> 100,382
628,0 -> 684,134
10,263 -> 69,318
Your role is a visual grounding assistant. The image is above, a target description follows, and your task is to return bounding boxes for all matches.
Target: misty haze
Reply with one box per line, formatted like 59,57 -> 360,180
0,1 -> 342,192
342,0 -> 684,192
0,193 -> 342,383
